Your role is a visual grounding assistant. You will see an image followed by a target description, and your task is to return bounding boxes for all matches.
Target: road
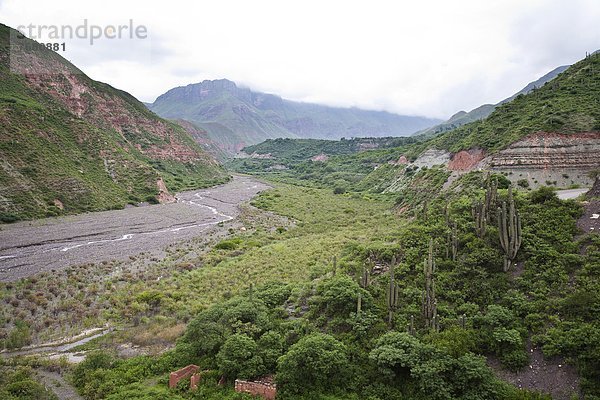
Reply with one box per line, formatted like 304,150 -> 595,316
556,188 -> 589,200
0,175 -> 270,282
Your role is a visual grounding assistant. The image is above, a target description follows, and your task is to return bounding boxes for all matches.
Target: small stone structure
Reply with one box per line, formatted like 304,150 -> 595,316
169,365 -> 201,390
234,376 -> 277,399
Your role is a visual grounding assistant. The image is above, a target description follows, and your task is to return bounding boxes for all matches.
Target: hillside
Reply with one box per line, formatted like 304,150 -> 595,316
0,24 -> 228,222
414,65 -> 569,139
240,136 -> 419,160
433,54 -> 599,152
149,79 -> 441,154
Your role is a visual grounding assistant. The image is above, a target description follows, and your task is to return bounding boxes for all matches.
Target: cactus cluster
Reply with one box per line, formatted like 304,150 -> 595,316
422,239 -> 438,331
498,186 -> 522,272
471,174 -> 499,238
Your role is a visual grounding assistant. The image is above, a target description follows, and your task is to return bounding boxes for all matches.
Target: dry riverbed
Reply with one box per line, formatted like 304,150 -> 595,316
0,175 -> 270,281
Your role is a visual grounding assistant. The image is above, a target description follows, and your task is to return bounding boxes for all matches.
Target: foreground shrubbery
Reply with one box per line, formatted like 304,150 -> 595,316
0,366 -> 57,400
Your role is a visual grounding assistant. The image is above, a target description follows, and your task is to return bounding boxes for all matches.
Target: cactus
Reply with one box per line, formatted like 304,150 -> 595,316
451,222 -> 458,261
498,186 -> 522,272
472,174 -> 499,238
472,201 -> 487,238
484,175 -> 498,222
446,221 -> 458,261
386,256 -> 400,328
443,203 -> 450,227
422,239 -> 438,331
356,264 -> 370,314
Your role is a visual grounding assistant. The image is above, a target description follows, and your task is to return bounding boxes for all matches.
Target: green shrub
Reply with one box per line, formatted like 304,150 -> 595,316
277,333 -> 349,396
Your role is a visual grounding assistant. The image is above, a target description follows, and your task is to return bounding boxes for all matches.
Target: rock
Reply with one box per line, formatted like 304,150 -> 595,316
156,178 -> 176,204
413,149 -> 451,168
448,149 -> 485,171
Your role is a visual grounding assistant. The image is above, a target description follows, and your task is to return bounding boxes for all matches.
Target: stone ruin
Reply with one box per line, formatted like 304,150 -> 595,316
169,365 -> 277,399
169,365 -> 201,390
234,376 -> 277,399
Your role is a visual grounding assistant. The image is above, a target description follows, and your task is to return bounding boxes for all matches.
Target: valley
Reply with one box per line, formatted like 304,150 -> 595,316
0,11 -> 599,400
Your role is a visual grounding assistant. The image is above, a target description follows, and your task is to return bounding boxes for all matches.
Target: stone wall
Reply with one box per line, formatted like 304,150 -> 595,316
169,365 -> 199,389
234,378 -> 277,400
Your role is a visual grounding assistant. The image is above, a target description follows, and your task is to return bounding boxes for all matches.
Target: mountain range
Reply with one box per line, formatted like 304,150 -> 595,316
148,79 -> 442,154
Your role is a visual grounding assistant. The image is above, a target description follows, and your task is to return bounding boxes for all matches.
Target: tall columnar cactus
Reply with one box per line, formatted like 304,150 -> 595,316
357,264 -> 370,314
386,256 -> 400,328
498,186 -> 522,272
472,175 -> 499,238
472,201 -> 487,238
443,203 -> 450,227
484,175 -> 498,222
446,221 -> 459,261
422,239 -> 438,331
450,222 -> 458,261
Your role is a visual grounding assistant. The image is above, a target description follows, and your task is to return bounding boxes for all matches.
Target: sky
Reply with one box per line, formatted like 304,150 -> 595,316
1,0 -> 599,119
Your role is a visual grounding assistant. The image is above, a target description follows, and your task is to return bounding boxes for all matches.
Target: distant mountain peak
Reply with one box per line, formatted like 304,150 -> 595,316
150,79 -> 441,155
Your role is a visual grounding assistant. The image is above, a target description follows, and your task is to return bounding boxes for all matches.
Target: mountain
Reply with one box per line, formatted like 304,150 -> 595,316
433,54 -> 599,153
0,24 -> 228,222
148,79 -> 441,154
414,65 -> 569,139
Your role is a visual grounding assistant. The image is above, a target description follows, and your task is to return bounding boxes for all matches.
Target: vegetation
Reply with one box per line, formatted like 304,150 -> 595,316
3,174 -> 594,399
0,365 -> 57,400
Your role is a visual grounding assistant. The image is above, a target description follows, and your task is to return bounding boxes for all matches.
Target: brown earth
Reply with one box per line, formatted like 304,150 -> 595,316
448,149 -> 485,171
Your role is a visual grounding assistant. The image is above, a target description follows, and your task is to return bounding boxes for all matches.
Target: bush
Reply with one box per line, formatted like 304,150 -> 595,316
277,333 -> 349,396
216,334 -> 264,380
529,186 -> 557,204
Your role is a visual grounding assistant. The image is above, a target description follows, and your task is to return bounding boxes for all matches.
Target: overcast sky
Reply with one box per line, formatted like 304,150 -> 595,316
1,0 -> 599,119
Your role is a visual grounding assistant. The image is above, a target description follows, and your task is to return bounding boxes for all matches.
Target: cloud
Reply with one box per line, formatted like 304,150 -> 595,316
1,0 -> 598,119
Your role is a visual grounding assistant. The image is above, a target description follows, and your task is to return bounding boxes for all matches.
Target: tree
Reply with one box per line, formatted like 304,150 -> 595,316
276,333 -> 348,395
216,334 -> 265,380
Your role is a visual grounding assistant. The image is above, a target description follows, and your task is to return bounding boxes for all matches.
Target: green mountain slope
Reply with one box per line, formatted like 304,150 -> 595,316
432,54 -> 599,152
0,24 -> 228,222
414,65 -> 570,139
149,79 -> 441,154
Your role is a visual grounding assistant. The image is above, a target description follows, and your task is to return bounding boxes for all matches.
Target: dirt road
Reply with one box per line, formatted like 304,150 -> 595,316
0,175 -> 270,281
556,188 -> 589,200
